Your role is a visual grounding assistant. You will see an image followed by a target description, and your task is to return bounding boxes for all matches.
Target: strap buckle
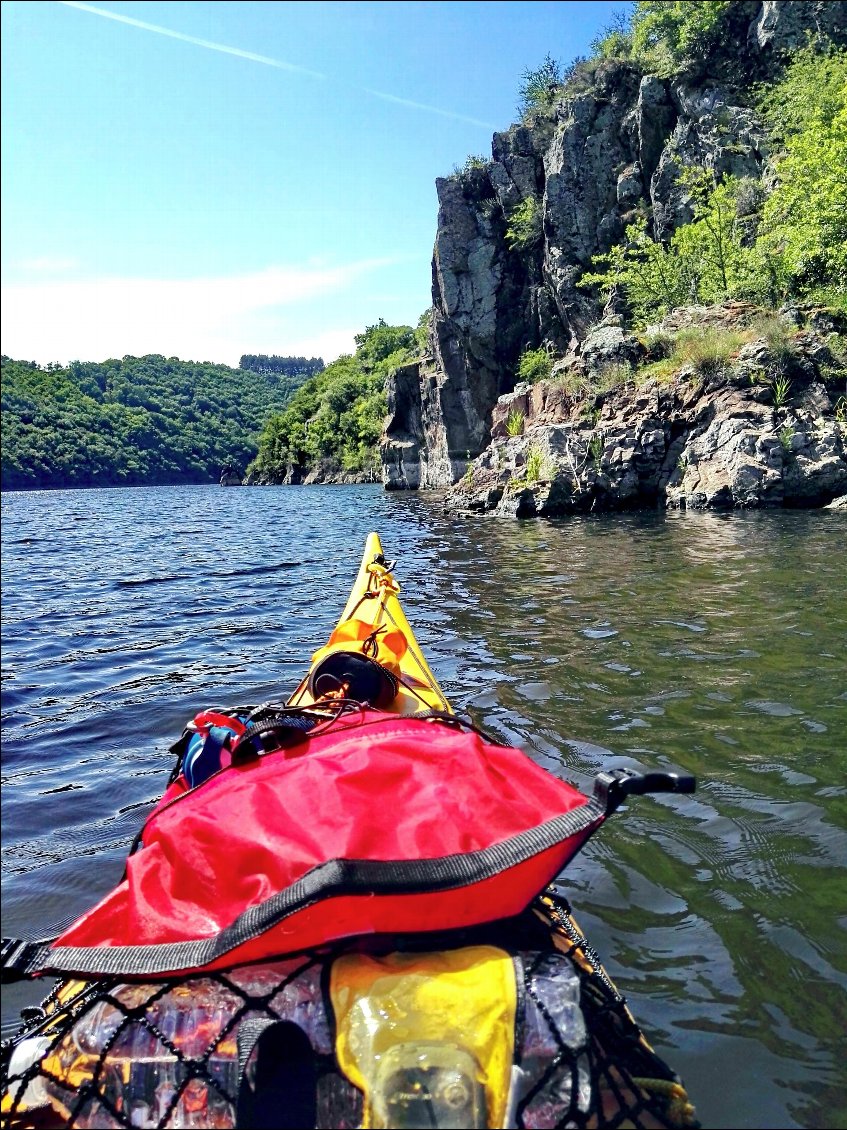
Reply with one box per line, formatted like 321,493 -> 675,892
0,938 -> 40,983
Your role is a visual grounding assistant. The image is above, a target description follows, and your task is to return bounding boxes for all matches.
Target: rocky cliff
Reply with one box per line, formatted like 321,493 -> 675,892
448,303 -> 846,516
381,0 -> 847,508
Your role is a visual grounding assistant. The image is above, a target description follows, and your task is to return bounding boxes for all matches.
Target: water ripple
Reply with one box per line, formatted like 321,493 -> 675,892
1,490 -> 846,1130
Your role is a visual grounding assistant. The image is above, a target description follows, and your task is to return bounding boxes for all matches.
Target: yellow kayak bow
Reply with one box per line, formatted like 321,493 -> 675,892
287,532 -> 451,715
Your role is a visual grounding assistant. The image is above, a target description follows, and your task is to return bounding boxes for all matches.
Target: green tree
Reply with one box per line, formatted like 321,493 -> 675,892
415,308 -> 433,354
506,196 -> 543,252
631,1 -> 731,75
580,170 -> 767,322
1,354 -> 308,490
247,318 -> 421,483
591,11 -> 634,60
517,54 -> 562,118
756,45 -> 847,302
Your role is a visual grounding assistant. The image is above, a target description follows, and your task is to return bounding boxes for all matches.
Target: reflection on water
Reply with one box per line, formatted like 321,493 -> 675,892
2,486 -> 845,1129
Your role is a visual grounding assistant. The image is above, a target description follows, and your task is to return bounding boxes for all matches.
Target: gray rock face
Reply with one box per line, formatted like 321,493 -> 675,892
382,1 -> 846,491
447,306 -> 847,516
751,0 -> 847,52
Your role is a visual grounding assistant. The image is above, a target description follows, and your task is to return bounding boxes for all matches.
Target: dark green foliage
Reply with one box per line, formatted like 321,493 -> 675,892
580,44 -> 847,321
239,355 -> 324,378
1,355 -> 306,490
630,1 -> 732,75
247,320 -> 418,482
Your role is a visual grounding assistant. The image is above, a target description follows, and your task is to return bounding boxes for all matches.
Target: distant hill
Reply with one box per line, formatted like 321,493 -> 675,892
0,353 -> 316,490
239,354 -> 324,378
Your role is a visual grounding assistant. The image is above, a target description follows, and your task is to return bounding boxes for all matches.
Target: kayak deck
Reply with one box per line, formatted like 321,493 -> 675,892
287,532 -> 450,715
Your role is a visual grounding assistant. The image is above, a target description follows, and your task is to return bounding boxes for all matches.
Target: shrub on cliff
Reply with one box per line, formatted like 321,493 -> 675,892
591,11 -> 634,61
580,43 -> 847,322
517,347 -> 552,385
578,171 -> 754,325
517,54 -> 562,118
506,196 -> 543,252
630,1 -> 732,76
755,45 -> 847,304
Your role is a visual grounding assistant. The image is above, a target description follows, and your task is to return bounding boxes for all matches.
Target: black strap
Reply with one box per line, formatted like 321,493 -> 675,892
231,712 -> 320,764
238,1018 -> 277,1078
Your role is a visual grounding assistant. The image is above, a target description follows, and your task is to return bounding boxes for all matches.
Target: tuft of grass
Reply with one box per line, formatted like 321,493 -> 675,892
672,326 -> 746,376
555,368 -> 590,396
640,329 -> 674,360
526,444 -> 545,482
833,395 -> 846,424
778,425 -> 795,452
506,409 -> 525,437
637,357 -> 679,384
636,324 -> 746,383
748,314 -> 796,357
594,361 -> 632,392
771,373 -> 792,409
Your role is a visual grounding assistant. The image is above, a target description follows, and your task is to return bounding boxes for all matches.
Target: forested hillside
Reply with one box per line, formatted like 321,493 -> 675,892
247,319 -> 424,483
1,354 -> 312,489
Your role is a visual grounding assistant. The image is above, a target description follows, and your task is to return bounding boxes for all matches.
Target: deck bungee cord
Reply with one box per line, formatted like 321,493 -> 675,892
2,535 -> 699,1130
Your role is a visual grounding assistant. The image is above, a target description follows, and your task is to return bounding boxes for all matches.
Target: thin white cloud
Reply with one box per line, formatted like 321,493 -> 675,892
1,260 -> 392,367
59,2 -> 327,79
364,88 -> 497,131
59,1 -> 495,132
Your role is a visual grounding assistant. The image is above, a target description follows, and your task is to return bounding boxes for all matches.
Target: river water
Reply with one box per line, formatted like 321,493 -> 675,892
1,485 -> 845,1129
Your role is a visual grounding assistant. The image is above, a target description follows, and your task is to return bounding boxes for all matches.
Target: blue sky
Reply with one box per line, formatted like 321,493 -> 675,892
2,1 -> 630,367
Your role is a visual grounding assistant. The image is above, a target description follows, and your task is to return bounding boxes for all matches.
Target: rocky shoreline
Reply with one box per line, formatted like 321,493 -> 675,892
442,304 -> 846,516
244,465 -> 379,487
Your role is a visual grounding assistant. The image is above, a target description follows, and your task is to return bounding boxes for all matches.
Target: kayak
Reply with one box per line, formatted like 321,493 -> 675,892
286,532 -> 451,716
1,534 -> 699,1130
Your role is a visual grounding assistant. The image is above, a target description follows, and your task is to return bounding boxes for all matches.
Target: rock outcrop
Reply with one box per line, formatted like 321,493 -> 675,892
381,0 -> 847,503
446,305 -> 846,515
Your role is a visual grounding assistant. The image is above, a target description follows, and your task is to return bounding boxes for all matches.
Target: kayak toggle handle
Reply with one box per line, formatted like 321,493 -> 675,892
372,553 -> 396,570
593,767 -> 697,816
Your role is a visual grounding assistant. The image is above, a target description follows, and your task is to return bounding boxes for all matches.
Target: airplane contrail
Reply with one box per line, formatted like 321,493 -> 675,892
364,88 -> 497,130
59,2 -> 328,79
60,1 -> 497,131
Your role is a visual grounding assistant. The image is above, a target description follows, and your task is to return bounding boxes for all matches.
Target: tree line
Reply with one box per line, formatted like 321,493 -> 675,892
1,354 -> 309,490
239,355 -> 324,378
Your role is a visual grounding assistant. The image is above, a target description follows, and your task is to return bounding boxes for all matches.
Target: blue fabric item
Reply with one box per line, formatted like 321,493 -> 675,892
183,725 -> 237,789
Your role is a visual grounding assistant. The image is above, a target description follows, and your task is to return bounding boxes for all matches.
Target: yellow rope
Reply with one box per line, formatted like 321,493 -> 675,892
631,1077 -> 699,1127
